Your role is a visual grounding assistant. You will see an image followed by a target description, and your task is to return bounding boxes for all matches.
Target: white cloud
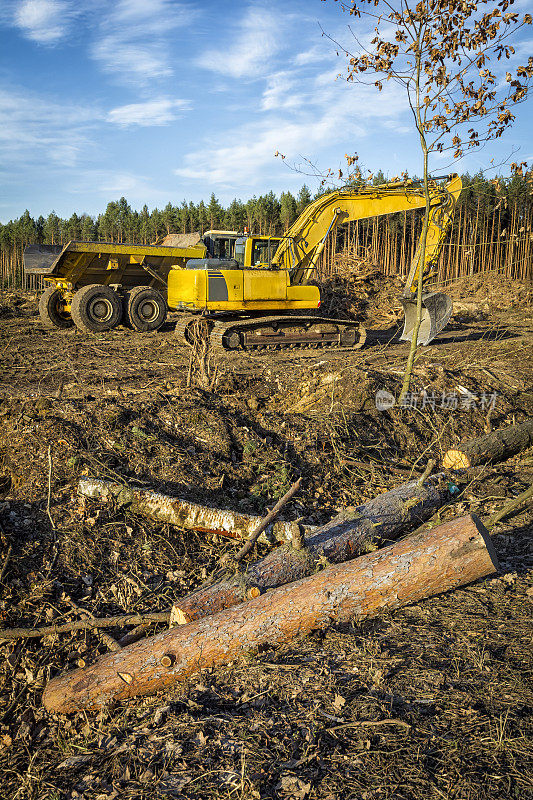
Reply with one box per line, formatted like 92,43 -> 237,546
196,5 -> 281,79
175,74 -> 408,187
107,98 -> 191,127
92,0 -> 194,84
13,0 -> 73,44
293,45 -> 331,67
0,86 -> 98,169
261,72 -> 302,112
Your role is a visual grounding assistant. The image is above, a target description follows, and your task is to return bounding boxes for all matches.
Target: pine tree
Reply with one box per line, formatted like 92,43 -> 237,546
198,201 -> 208,234
208,193 -> 224,229
296,185 -> 312,215
280,191 -> 297,230
140,205 -> 151,244
81,215 -> 96,241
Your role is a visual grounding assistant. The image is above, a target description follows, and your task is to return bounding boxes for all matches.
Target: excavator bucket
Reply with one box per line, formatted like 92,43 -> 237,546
399,292 -> 453,345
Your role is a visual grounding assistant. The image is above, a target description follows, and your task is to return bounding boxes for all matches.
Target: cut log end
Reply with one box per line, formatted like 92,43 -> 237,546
168,605 -> 189,627
442,449 -> 471,469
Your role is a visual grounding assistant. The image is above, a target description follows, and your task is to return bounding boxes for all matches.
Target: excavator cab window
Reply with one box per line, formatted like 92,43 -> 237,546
252,239 -> 280,268
212,237 -> 233,259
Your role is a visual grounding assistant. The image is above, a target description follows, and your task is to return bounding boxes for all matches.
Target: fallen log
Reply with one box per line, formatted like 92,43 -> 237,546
442,419 -> 533,470
78,478 -> 299,545
42,514 -> 498,713
171,475 -> 453,624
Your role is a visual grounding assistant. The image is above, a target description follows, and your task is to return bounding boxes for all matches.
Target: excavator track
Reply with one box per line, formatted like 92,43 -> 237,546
175,314 -> 366,354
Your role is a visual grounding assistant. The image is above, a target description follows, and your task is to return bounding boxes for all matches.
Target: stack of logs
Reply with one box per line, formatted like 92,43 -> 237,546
7,420 -> 532,713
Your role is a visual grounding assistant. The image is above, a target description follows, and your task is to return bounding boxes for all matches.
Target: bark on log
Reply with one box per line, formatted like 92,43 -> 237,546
172,476 -> 452,624
78,478 -> 298,545
442,419 -> 533,470
42,514 -> 498,714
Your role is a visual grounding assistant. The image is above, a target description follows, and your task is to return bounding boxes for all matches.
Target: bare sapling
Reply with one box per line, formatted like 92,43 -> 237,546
325,0 -> 532,401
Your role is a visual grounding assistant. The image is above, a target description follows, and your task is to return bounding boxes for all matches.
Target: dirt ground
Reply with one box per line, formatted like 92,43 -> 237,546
0,279 -> 532,800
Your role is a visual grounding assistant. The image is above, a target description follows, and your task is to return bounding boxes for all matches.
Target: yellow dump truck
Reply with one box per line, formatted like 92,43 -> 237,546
23,231 -> 266,333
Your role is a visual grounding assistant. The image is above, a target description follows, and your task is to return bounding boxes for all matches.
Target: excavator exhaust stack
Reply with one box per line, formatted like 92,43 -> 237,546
399,291 -> 453,346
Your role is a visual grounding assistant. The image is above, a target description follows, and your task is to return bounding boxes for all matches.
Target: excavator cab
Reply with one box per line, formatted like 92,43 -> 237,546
234,236 -> 282,268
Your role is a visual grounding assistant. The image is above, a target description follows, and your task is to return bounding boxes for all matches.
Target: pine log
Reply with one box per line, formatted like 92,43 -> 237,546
78,478 -> 298,545
442,419 -> 533,470
171,476 -> 452,624
42,514 -> 498,714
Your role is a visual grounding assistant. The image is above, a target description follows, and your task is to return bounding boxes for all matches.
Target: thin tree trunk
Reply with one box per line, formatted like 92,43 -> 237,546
398,42 -> 430,404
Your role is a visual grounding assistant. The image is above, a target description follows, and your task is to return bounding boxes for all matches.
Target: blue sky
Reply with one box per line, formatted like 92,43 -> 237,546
0,0 -> 532,222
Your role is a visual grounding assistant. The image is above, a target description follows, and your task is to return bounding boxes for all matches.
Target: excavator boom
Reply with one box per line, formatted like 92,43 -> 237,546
271,174 -> 462,344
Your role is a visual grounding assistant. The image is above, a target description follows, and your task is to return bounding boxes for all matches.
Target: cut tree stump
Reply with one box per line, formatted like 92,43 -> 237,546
42,514 -> 498,714
442,419 -> 533,469
170,476 -> 452,624
78,478 -> 298,545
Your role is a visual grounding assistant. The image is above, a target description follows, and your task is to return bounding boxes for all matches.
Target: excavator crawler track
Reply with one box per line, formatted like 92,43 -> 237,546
175,314 -> 366,354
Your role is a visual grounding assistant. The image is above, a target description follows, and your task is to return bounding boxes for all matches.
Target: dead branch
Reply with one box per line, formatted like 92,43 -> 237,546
0,544 -> 12,584
0,612 -> 170,642
485,483 -> 533,530
232,477 -> 302,563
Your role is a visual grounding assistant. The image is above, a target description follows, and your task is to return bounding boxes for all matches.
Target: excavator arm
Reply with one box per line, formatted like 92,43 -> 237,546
272,174 -> 462,344
273,175 -> 461,285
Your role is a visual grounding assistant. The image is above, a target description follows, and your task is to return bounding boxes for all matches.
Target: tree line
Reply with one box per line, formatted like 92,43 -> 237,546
1,172 -> 532,289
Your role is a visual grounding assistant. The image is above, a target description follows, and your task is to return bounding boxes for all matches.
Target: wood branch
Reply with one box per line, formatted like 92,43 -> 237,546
0,612 -> 170,642
442,419 -> 533,469
170,475 -> 452,624
485,483 -> 533,530
66,600 -> 121,652
233,477 -> 302,563
42,515 -> 499,714
78,478 -> 299,545
0,544 -> 12,584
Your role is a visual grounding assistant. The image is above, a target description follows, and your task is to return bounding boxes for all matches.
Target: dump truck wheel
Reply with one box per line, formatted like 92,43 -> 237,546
125,286 -> 167,332
71,284 -> 122,333
38,285 -> 73,329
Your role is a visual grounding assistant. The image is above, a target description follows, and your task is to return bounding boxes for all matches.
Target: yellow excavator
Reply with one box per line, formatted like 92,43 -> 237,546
170,173 -> 462,352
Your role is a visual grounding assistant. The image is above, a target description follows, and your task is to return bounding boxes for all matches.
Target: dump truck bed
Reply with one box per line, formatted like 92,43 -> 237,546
23,240 -> 206,291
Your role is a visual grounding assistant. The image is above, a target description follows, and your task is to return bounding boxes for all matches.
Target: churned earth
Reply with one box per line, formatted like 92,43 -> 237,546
0,276 -> 532,800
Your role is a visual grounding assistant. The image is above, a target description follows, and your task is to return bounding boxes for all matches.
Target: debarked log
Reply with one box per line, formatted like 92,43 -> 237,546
78,478 -> 298,545
172,475 -> 453,623
42,514 -> 498,713
442,419 -> 533,470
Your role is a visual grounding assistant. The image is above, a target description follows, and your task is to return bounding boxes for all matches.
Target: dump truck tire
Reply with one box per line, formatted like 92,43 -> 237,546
125,286 -> 167,332
38,285 -> 74,329
71,284 -> 122,333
